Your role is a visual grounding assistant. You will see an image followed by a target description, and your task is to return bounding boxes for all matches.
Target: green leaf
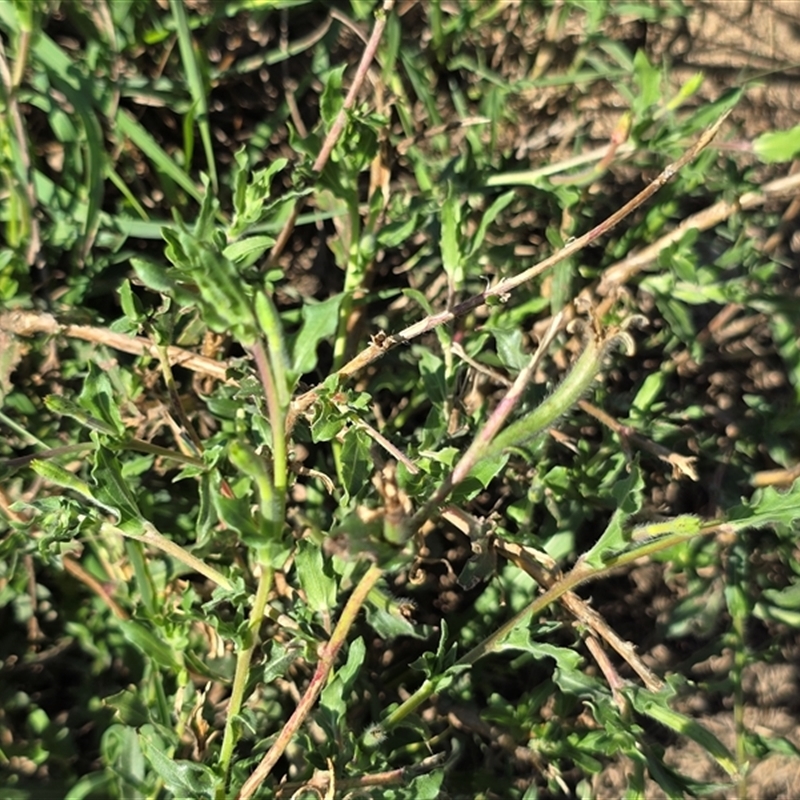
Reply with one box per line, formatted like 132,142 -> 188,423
491,327 -> 528,372
119,620 -> 182,672
440,184 -> 462,284
295,539 -> 337,614
116,109 -> 204,204
290,294 -> 344,380
631,372 -> 666,415
170,0 -> 217,192
408,770 -> 445,799
467,191 -> 515,257
118,279 -> 146,324
99,724 -> 146,800
321,636 -> 365,717
550,259 -> 574,315
213,492 -> 262,545
138,725 -> 216,798
632,49 -> 661,114
262,641 -> 301,685
496,626 -> 584,674
726,480 -> 800,532
230,153 -> 290,236
753,125 -> 800,164
377,211 -> 420,248
682,87 -> 742,135
461,451 -> 507,492
222,235 -> 277,265
339,426 -> 372,501
629,688 -> 738,777
103,687 -> 155,728
365,589 -> 428,639
79,363 -> 125,438
161,222 -> 258,344
31,460 -> 120,520
411,620 -> 468,694
418,348 -> 446,408
93,447 -> 144,524
320,64 -> 347,128
44,395 -> 119,436
583,463 -> 645,568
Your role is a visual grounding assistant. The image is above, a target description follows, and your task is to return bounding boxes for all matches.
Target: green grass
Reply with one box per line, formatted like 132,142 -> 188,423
2,1 -> 800,798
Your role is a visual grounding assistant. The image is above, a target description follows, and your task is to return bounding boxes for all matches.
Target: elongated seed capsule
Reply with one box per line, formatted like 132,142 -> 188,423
483,327 -> 632,460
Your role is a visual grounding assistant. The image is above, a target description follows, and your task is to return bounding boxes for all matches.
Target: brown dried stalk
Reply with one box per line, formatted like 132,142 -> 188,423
290,109 -> 733,423
266,0 -> 396,268
236,564 -> 383,800
597,169 -> 800,294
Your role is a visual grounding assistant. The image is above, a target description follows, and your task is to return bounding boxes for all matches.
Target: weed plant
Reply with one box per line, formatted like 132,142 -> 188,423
2,2 -> 800,799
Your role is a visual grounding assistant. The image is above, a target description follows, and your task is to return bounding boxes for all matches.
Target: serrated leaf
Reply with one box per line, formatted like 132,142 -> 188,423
496,627 -> 584,674
262,641 -> 300,685
311,408 -> 347,442
726,480 -> 800,532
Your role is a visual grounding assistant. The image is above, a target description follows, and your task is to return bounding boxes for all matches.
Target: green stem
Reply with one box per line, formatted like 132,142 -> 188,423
99,521 -> 232,589
216,566 -> 273,798
383,521 -> 722,730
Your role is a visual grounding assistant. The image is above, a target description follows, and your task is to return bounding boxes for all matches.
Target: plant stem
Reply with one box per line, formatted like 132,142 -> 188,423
237,563 -> 384,800
100,521 -> 232,590
266,0 -> 395,268
216,566 -> 274,799
410,312 -> 563,530
290,107 -> 732,421
382,520 -> 723,729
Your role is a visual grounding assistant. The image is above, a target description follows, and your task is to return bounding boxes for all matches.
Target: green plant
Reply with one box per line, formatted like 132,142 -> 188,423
3,2 -> 800,799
